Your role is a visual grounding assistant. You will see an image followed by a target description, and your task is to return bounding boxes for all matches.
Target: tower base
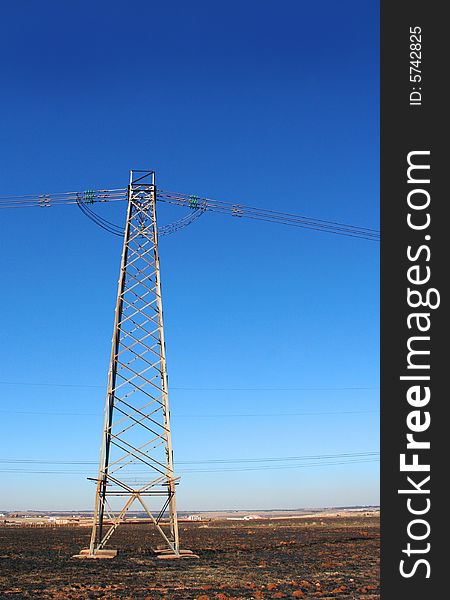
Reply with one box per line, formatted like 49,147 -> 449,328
155,548 -> 199,560
72,548 -> 198,559
72,549 -> 118,559
153,548 -> 199,560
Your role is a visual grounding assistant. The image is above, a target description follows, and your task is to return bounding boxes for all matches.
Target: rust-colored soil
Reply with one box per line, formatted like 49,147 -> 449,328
0,516 -> 379,599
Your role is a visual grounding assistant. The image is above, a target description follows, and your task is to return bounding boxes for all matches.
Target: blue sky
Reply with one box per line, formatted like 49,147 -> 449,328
0,1 -> 379,511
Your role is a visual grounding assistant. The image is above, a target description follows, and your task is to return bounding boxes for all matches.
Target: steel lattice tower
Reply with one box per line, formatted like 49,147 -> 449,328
76,170 -> 193,559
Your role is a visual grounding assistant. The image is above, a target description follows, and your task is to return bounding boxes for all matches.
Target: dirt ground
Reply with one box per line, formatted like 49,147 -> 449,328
0,516 -> 379,599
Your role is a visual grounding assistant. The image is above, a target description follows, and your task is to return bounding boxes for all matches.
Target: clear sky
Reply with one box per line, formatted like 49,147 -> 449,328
0,0 -> 379,511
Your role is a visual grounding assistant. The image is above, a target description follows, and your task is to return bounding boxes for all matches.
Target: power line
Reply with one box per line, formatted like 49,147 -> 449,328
0,452 -> 380,465
0,189 -> 126,208
0,452 -> 379,474
0,379 -> 379,391
0,187 -> 379,241
180,458 -> 379,474
0,379 -> 378,418
0,408 -> 378,418
75,194 -> 123,237
0,459 -> 379,475
171,386 -> 379,391
157,189 -> 380,241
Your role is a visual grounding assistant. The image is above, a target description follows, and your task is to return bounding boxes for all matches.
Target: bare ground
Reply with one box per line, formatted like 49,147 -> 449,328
0,516 -> 379,599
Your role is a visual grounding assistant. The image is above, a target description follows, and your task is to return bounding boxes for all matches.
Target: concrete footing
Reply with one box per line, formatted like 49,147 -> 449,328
72,549 -> 118,559
155,548 -> 199,560
73,547 -> 199,559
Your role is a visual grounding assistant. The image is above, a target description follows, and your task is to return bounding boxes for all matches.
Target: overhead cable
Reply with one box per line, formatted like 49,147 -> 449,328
0,187 -> 379,241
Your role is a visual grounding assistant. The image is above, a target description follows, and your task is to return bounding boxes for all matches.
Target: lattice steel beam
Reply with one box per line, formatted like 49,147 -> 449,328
75,170 -> 194,559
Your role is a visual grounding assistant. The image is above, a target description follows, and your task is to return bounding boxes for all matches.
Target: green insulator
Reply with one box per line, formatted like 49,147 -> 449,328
188,195 -> 199,209
84,190 -> 95,204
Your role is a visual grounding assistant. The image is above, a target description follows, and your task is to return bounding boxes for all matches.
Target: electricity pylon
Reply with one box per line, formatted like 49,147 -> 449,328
75,170 -> 194,559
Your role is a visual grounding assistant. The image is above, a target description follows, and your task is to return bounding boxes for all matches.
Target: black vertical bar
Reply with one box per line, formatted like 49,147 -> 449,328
381,2 -> 445,597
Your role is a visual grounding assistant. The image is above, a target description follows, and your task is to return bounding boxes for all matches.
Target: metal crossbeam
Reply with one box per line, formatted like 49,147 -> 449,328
86,170 -> 180,556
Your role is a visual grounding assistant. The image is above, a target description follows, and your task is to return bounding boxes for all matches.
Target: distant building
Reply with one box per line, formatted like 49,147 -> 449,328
227,515 -> 261,521
187,514 -> 202,521
47,517 -> 69,525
